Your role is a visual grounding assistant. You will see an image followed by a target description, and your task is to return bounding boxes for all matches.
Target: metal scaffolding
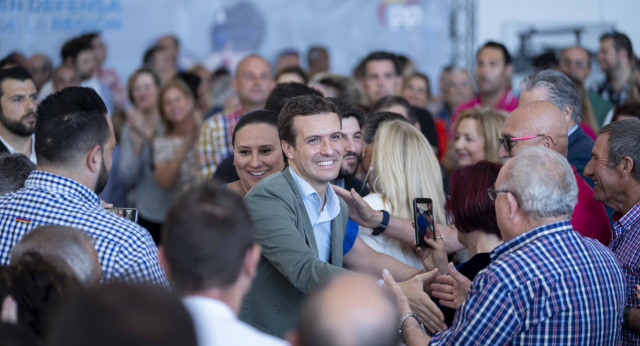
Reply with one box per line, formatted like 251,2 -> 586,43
449,0 -> 475,71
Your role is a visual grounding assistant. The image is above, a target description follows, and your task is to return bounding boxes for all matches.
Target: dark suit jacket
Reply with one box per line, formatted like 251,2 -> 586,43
568,126 -> 595,187
240,169 -> 348,337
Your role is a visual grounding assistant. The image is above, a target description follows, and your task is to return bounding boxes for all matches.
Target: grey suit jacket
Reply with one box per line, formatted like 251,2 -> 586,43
239,168 -> 348,337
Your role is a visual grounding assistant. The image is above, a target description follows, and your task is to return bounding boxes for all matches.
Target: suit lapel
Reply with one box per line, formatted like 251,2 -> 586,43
282,169 -> 320,258
330,214 -> 344,267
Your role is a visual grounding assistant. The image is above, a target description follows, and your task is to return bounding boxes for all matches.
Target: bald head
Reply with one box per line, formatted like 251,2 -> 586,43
296,274 -> 398,346
499,101 -> 569,160
27,54 -> 52,91
233,55 -> 274,111
10,225 -> 101,286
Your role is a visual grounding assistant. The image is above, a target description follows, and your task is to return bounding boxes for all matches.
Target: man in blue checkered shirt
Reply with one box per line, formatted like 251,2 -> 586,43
390,147 -> 625,345
585,118 -> 640,345
0,87 -> 168,287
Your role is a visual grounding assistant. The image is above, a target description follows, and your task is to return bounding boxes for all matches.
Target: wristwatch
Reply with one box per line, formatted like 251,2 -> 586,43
372,210 -> 390,236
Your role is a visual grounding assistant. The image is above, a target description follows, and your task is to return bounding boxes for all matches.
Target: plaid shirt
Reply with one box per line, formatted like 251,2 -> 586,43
610,200 -> 640,345
198,105 -> 246,180
0,171 -> 169,287
431,220 -> 625,345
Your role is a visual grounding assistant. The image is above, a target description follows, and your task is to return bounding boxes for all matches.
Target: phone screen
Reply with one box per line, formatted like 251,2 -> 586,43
106,208 -> 139,224
414,198 -> 434,247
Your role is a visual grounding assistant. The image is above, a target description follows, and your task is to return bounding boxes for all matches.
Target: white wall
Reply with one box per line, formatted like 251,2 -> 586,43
476,0 -> 640,89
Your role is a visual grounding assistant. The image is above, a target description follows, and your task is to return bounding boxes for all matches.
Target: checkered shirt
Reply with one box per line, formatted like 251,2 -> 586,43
431,220 -> 625,345
197,105 -> 246,180
0,171 -> 169,287
610,200 -> 640,345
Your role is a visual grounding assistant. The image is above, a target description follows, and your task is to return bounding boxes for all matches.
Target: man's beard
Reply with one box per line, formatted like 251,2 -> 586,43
94,158 -> 109,195
0,110 -> 36,137
338,151 -> 361,178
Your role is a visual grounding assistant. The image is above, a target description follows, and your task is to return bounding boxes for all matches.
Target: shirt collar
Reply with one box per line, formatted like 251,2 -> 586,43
568,124 -> 579,136
613,200 -> 640,239
0,134 -> 37,164
24,171 -> 101,206
289,167 -> 341,218
499,88 -> 515,107
490,220 -> 573,261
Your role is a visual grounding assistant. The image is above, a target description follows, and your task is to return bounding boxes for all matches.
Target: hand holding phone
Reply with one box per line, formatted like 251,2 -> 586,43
414,198 -> 435,247
106,208 -> 139,224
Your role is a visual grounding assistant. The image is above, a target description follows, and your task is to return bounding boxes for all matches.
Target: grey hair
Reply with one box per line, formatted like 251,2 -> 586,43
11,225 -> 100,286
600,118 -> 640,183
0,153 -> 35,195
521,69 -> 582,123
500,146 -> 577,219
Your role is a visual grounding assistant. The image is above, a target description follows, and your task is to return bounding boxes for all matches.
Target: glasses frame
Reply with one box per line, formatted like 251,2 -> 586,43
499,134 -> 545,153
487,188 -> 511,201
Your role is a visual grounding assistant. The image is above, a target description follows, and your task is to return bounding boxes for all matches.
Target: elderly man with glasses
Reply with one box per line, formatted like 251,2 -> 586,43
499,100 -> 611,245
387,146 -> 625,345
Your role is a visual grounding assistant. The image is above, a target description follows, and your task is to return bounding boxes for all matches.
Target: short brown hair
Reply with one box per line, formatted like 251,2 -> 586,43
278,95 -> 339,148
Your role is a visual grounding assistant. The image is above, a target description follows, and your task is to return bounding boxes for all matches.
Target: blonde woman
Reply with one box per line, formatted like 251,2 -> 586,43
358,120 -> 446,269
453,107 -> 507,167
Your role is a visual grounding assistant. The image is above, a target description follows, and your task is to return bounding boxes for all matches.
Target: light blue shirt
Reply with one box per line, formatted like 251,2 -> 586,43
289,167 -> 341,262
568,123 -> 579,136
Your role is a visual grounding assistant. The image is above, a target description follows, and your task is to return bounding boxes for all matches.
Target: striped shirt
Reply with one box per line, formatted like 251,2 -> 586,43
0,171 -> 169,287
197,105 -> 246,180
431,220 -> 625,345
610,200 -> 640,345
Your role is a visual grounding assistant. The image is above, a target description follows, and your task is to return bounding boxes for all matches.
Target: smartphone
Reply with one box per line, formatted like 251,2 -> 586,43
413,198 -> 435,247
106,208 -> 139,224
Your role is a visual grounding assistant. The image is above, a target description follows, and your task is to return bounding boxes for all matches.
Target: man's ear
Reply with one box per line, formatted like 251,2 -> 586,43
242,244 -> 261,280
282,140 -> 294,161
562,104 -> 573,124
231,77 -> 238,93
506,192 -> 519,220
86,145 -> 102,173
543,135 -> 556,150
395,76 -> 403,94
618,156 -> 635,177
505,64 -> 514,79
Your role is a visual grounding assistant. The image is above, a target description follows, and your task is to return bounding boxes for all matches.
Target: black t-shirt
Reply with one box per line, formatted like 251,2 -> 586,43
439,252 -> 492,327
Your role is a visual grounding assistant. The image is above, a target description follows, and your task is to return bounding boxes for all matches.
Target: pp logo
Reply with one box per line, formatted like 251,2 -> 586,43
377,0 -> 424,31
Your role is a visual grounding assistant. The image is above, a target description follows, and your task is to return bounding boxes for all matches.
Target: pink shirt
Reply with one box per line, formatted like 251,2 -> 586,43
572,165 -> 611,246
450,89 -> 519,137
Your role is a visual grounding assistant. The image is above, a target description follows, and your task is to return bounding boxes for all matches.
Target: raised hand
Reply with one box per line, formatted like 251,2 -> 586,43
415,224 -> 448,275
394,269 -> 447,333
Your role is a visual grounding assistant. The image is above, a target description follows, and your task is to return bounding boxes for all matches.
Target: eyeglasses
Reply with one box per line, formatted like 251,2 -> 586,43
499,134 -> 545,153
559,58 -> 587,69
487,188 -> 511,201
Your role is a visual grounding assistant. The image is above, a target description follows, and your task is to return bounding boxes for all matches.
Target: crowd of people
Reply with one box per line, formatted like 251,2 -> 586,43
0,28 -> 640,345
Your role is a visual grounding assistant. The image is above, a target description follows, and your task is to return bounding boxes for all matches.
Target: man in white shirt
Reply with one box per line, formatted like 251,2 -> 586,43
0,67 -> 38,164
160,180 -> 288,346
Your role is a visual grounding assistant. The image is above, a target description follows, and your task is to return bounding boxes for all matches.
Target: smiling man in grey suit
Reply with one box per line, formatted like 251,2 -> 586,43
240,95 -> 422,338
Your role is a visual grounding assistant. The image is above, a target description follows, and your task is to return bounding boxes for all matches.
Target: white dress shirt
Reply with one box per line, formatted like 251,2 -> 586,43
182,296 -> 289,346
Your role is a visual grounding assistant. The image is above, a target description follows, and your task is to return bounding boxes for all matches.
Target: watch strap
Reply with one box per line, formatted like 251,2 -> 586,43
372,210 -> 390,236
